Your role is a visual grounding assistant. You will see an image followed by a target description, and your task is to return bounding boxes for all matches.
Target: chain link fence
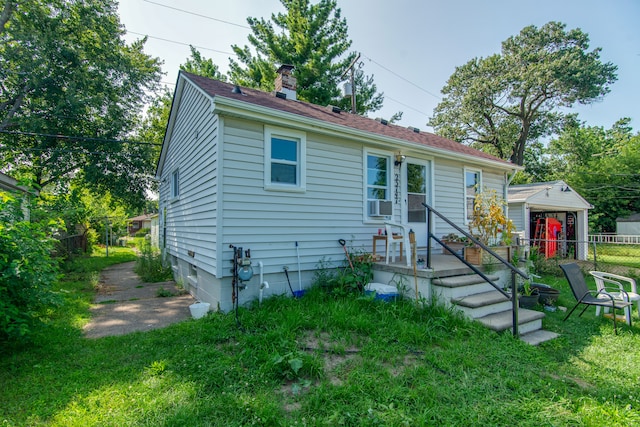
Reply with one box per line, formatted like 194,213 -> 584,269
519,238 -> 640,279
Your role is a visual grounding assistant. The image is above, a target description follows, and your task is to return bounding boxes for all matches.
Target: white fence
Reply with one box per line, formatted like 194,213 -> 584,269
589,234 -> 640,244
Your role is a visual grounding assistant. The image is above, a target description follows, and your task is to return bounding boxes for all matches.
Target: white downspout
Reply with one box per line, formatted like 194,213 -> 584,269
504,169 -> 517,217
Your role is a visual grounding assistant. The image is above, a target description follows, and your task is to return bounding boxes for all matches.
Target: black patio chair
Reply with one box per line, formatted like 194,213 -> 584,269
560,263 -> 633,335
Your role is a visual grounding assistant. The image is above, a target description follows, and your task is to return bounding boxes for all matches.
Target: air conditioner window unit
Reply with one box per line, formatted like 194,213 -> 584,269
369,200 -> 392,216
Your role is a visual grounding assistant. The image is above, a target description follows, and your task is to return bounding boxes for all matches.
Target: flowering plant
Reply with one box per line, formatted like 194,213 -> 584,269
468,188 -> 515,246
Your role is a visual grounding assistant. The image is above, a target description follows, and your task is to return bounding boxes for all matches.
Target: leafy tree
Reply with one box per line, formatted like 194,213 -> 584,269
36,185 -> 130,245
135,88 -> 172,175
228,0 -> 384,115
0,191 -> 61,342
429,21 -> 617,166
182,45 -> 227,81
547,118 -> 639,232
138,46 -> 229,168
0,0 -> 162,210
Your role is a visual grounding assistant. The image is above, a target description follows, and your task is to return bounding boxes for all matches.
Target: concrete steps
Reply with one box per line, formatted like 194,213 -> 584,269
433,272 -> 559,345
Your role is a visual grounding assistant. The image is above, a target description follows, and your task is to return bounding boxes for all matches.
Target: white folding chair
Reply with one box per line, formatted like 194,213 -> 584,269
384,222 -> 412,267
590,271 -> 639,324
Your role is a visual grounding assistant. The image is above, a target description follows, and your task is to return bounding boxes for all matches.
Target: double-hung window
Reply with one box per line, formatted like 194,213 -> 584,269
464,169 -> 481,222
170,169 -> 180,199
366,152 -> 390,217
265,126 -> 306,191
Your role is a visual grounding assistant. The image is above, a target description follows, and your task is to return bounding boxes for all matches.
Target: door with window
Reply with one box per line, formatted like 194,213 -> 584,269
405,160 -> 431,246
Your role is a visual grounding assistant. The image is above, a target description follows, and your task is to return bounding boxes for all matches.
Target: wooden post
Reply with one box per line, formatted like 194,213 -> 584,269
410,230 -> 419,301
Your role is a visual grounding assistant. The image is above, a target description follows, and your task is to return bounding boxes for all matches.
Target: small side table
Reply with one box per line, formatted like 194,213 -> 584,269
372,235 -> 404,261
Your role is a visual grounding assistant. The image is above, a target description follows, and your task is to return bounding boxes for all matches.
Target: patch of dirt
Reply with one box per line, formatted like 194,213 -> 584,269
83,261 -> 195,338
546,372 -> 593,390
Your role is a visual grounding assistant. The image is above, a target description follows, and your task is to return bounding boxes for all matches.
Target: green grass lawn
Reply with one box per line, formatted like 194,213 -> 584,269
1,250 -> 640,426
590,244 -> 640,270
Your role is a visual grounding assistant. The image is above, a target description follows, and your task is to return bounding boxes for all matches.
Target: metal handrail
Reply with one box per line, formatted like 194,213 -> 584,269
423,203 -> 528,337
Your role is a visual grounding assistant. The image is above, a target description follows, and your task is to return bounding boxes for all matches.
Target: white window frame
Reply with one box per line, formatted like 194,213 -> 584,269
464,168 -> 482,223
264,125 -> 306,192
170,169 -> 180,200
364,149 -> 392,220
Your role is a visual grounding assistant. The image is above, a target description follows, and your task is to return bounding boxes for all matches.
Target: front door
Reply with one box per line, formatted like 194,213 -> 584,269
405,160 -> 431,247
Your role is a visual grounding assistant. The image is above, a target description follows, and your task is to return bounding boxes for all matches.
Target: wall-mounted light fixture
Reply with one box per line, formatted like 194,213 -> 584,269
394,152 -> 406,166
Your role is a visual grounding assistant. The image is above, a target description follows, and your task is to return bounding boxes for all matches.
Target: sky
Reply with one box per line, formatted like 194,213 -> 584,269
118,0 -> 640,133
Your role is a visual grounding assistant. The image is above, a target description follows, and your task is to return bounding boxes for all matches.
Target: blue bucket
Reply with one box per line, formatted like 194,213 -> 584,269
292,290 -> 307,299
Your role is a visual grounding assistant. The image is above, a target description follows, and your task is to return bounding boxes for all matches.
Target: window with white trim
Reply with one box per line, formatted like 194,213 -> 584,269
464,169 -> 481,222
171,169 -> 180,199
366,152 -> 390,217
264,126 -> 306,191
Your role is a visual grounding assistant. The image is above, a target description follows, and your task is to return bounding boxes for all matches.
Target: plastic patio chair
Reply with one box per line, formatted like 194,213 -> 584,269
559,263 -> 633,335
590,270 -> 639,322
384,222 -> 412,267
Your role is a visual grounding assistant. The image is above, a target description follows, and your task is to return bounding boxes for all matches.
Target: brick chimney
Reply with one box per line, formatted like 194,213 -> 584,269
275,64 -> 296,100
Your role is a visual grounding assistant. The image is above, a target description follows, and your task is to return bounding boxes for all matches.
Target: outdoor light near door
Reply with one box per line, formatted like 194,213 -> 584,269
395,152 -> 406,166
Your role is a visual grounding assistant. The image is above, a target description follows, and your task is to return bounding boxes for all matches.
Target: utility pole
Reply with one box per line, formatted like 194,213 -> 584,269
341,53 -> 361,114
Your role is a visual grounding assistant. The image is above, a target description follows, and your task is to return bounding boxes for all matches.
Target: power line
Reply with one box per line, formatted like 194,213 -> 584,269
142,0 -> 251,29
362,54 -> 441,101
134,1 -> 440,116
0,130 -> 161,146
383,95 -> 431,118
0,146 -> 152,158
127,31 -> 237,57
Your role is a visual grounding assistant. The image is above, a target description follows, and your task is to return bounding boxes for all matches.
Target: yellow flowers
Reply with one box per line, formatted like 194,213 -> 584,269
469,188 -> 515,246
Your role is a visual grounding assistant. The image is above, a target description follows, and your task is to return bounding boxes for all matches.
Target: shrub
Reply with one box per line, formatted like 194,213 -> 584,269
135,227 -> 150,238
134,241 -> 172,282
0,193 -> 61,342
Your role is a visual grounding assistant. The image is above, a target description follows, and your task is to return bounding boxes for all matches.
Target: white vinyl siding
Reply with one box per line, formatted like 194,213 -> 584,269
160,83 -> 220,276
220,118 -> 369,274
509,202 -> 526,231
432,159 -> 503,242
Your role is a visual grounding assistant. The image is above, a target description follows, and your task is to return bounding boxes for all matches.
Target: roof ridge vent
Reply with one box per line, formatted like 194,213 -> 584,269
375,118 -> 388,126
328,105 -> 341,113
408,126 -> 420,133
275,91 -> 287,99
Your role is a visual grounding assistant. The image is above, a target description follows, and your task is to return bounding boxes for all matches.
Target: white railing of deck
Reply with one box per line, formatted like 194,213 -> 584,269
589,234 -> 640,244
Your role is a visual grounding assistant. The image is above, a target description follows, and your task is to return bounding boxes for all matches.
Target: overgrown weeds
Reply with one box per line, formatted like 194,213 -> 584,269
134,241 -> 172,282
313,247 -> 374,296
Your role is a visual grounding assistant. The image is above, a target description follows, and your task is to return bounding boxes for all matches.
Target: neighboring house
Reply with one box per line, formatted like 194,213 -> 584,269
508,180 -> 592,260
616,213 -> 640,235
0,171 -> 32,221
156,69 -> 519,312
128,213 -> 153,236
150,213 -> 159,248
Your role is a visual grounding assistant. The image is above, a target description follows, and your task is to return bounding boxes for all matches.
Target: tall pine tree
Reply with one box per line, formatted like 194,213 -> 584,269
228,0 -> 383,115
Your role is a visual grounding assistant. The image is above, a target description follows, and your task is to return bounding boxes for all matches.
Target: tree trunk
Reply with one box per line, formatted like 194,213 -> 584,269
510,121 -> 530,166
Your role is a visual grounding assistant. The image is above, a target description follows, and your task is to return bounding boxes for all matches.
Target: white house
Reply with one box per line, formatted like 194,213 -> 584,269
127,213 -> 154,236
156,69 -> 519,312
508,181 -> 592,260
616,213 -> 640,236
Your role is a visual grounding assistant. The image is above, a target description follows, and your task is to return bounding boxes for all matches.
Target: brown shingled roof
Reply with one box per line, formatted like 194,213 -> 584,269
181,71 -> 514,167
